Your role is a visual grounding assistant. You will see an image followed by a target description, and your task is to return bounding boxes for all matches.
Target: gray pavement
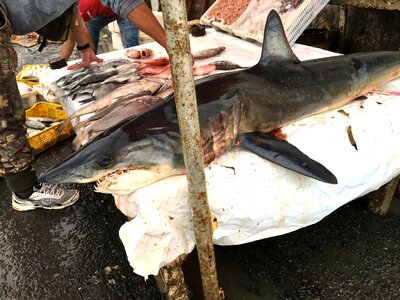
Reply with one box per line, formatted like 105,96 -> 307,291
0,138 -> 163,300
1,138 -> 400,300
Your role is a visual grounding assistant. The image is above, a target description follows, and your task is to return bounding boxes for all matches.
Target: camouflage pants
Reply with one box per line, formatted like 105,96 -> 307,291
0,9 -> 34,175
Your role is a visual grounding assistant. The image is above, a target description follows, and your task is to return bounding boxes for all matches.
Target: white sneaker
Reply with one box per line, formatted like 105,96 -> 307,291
12,183 -> 79,211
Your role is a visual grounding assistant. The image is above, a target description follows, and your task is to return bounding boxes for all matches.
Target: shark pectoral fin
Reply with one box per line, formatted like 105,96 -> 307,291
235,132 -> 338,184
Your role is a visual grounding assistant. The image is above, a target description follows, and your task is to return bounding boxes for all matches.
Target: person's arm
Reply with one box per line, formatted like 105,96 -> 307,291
126,2 -> 167,50
67,13 -> 103,70
60,22 -> 96,61
60,29 -> 76,60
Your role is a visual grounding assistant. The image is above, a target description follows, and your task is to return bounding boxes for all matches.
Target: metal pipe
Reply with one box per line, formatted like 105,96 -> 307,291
159,0 -> 221,299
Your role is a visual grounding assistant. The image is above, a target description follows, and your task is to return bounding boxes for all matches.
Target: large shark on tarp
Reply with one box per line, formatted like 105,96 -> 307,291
40,10 -> 400,190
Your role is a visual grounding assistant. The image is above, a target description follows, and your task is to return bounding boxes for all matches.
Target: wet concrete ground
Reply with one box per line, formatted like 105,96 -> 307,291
1,43 -> 399,299
0,138 -> 163,300
1,135 -> 399,299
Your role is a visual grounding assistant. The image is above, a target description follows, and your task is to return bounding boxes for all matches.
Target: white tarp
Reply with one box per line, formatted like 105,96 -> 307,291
40,29 -> 400,279
117,87 -> 400,278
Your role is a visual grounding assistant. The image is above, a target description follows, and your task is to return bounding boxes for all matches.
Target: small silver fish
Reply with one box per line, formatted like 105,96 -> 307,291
25,120 -> 46,130
92,82 -> 123,100
66,68 -> 119,91
27,116 -> 59,123
102,71 -> 142,84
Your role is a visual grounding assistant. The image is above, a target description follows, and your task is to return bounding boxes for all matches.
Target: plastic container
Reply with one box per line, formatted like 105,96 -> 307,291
232,0 -> 331,45
20,91 -> 38,109
17,81 -> 38,109
25,102 -> 73,154
200,0 -> 252,34
231,0 -> 282,43
16,64 -> 49,87
284,0 -> 331,45
200,0 -> 330,46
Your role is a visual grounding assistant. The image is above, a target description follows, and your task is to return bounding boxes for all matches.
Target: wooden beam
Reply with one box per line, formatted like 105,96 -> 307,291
337,5 -> 347,53
185,0 -> 193,17
330,0 -> 400,10
189,0 -> 210,20
155,255 -> 190,299
367,175 -> 400,216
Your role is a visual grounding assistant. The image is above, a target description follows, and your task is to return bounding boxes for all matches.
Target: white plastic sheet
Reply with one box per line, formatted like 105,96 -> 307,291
114,31 -> 400,278
39,28 -> 400,279
117,86 -> 400,278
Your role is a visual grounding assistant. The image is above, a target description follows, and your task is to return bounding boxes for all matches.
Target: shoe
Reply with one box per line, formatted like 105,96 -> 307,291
12,183 -> 79,211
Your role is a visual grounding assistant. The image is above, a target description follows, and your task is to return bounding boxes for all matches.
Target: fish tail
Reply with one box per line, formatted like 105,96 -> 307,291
56,117 -> 71,134
72,132 -> 85,150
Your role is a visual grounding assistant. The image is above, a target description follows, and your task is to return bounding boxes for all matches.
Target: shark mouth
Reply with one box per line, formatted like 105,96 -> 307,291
94,165 -> 184,195
95,167 -> 147,195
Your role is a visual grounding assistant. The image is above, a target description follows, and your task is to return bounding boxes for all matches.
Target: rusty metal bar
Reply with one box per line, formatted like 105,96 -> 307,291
159,0 -> 221,299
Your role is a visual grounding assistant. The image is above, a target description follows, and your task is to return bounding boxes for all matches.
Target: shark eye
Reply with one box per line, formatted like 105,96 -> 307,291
97,155 -> 112,168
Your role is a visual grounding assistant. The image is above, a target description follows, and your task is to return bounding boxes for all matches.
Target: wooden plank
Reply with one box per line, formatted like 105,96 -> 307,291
337,5 -> 347,53
185,0 -> 193,17
189,0 -> 210,20
155,255 -> 190,299
367,175 -> 400,216
330,0 -> 400,10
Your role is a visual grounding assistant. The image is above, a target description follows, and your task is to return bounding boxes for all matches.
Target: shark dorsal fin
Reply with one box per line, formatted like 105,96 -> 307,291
258,10 -> 300,66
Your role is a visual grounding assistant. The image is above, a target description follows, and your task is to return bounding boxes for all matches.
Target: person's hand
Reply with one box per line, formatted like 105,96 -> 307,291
67,48 -> 103,70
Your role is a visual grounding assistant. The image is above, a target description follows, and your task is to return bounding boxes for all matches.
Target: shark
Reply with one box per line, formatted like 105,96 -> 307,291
39,10 -> 400,192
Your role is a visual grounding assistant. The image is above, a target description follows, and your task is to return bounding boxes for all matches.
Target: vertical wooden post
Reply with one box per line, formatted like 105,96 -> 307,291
155,255 -> 190,299
367,175 -> 400,216
189,0 -> 210,20
160,0 -> 221,299
337,5 -> 347,53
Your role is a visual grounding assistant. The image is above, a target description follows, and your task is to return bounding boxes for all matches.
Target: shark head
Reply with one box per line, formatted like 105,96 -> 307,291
39,116 -> 186,192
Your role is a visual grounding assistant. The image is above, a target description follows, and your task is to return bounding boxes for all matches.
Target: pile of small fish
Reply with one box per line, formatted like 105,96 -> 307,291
52,46 -> 243,148
52,47 -> 240,105
19,64 -> 50,80
72,94 -> 166,149
25,117 -> 61,138
55,74 -> 172,149
51,58 -> 143,104
71,78 -> 171,149
204,0 -> 251,25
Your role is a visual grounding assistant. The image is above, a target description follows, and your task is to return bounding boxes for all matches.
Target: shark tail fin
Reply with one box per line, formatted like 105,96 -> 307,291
236,132 -> 338,184
258,10 -> 300,66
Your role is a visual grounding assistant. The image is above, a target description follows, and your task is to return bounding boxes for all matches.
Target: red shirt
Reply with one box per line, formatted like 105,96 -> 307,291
79,0 -> 117,22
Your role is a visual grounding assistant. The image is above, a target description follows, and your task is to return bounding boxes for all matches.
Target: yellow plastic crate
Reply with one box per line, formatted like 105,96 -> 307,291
25,102 -> 73,154
16,64 -> 49,87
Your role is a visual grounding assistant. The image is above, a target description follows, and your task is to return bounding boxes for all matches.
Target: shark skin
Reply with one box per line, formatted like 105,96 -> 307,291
39,10 -> 400,189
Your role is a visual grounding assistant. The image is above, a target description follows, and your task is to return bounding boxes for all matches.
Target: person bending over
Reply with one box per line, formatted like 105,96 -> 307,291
61,0 -> 167,60
61,0 -> 140,58
0,0 -> 102,211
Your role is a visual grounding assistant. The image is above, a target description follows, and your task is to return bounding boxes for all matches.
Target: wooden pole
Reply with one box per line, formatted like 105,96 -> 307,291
160,0 -> 221,299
